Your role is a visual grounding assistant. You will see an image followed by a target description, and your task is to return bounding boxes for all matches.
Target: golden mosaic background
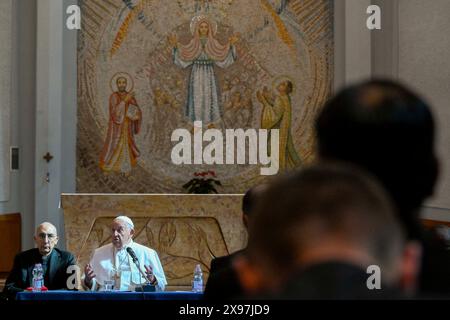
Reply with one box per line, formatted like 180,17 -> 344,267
77,0 -> 334,193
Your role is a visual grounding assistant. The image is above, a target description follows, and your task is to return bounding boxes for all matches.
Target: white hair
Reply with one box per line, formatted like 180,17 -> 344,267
114,216 -> 134,230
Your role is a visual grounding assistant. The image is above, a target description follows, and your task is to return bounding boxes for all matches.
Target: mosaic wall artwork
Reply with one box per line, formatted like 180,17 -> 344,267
77,0 -> 334,193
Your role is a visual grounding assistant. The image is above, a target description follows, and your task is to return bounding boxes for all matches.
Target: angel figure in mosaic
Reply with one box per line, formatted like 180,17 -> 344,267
168,16 -> 239,125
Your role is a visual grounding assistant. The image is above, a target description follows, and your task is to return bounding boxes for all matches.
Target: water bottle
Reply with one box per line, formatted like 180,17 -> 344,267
32,263 -> 44,292
192,264 -> 203,293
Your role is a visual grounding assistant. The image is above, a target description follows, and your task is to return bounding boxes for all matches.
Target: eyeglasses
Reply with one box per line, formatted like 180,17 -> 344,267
37,233 -> 57,240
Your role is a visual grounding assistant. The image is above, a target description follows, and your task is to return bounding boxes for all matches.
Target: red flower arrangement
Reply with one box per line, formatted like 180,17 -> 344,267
25,286 -> 48,292
183,171 -> 222,194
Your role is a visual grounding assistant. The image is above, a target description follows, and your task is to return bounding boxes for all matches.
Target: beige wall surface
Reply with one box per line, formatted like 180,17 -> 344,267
0,0 -> 12,203
398,0 -> 450,209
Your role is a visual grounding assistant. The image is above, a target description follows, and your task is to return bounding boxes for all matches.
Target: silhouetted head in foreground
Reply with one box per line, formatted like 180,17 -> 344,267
235,163 -> 421,298
242,184 -> 268,230
316,80 -> 438,240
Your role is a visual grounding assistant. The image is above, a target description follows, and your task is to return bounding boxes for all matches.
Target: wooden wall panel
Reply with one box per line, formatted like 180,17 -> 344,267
422,219 -> 450,229
0,213 -> 21,273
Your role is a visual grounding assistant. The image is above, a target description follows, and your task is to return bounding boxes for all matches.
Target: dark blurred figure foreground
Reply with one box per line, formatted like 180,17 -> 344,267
316,80 -> 450,295
236,163 -> 421,299
204,185 -> 267,300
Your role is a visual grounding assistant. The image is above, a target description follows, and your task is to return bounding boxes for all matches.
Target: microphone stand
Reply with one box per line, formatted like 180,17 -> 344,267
130,258 -> 155,293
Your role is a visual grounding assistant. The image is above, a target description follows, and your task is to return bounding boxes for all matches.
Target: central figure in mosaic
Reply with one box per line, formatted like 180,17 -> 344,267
169,15 -> 239,125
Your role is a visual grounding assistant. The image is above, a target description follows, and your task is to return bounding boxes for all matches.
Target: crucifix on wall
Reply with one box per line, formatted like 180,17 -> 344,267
43,152 -> 53,183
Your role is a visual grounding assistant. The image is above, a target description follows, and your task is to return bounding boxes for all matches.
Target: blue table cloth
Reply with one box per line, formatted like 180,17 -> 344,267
16,290 -> 203,301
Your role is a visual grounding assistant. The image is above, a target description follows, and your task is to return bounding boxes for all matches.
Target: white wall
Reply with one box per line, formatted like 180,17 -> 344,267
17,0 -> 37,248
34,0 -> 78,249
371,0 -> 398,79
0,0 -> 75,250
334,0 -> 398,91
334,0 -> 372,91
336,0 -> 450,221
0,0 -> 13,205
397,0 -> 450,218
0,0 -> 37,249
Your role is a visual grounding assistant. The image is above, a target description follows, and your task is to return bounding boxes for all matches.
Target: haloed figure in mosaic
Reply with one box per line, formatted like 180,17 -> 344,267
99,73 -> 142,174
168,16 -> 239,125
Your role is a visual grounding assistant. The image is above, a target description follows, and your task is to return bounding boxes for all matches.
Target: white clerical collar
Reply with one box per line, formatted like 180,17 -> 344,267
114,239 -> 134,253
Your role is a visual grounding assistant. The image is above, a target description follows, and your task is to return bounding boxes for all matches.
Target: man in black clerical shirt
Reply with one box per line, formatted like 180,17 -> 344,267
204,185 -> 266,300
3,222 -> 76,300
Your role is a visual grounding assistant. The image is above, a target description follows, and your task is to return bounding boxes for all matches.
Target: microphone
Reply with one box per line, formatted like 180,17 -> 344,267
126,247 -> 155,292
126,247 -> 139,264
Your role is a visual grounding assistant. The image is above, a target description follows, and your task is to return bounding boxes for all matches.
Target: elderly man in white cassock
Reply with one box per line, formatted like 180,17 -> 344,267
83,216 -> 167,291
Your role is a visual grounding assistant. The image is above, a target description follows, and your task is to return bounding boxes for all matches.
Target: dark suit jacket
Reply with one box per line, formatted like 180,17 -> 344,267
418,228 -> 450,295
275,261 -> 405,300
203,249 -> 245,300
3,248 -> 76,299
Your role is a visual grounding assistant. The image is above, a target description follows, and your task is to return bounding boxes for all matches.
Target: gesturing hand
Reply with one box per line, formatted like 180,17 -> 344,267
144,265 -> 156,284
84,264 -> 96,288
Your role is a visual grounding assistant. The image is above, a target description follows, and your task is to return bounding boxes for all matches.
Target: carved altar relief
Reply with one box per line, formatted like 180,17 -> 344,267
62,194 -> 245,289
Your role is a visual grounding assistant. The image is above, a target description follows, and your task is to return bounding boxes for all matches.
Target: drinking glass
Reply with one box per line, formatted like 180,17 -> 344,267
104,279 -> 115,292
